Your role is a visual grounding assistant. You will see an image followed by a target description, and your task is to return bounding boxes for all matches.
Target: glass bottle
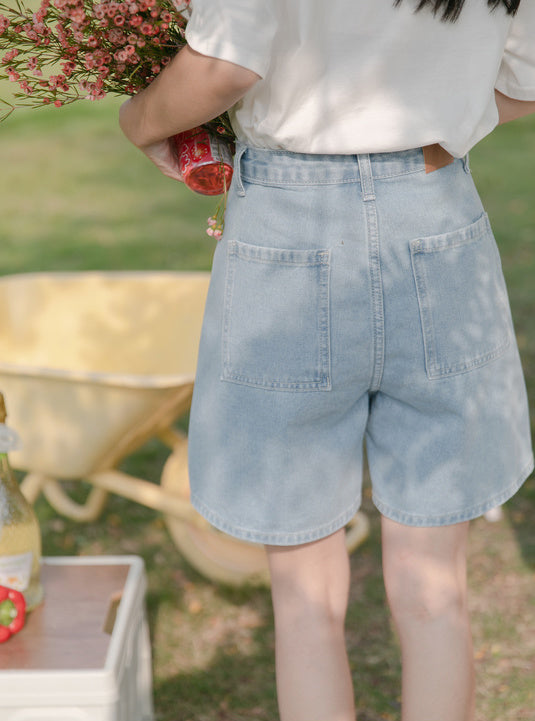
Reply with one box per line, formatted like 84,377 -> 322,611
174,127 -> 234,196
0,393 -> 43,611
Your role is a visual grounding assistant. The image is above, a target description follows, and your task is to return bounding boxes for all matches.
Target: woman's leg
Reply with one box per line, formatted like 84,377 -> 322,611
265,528 -> 355,721
381,516 -> 475,721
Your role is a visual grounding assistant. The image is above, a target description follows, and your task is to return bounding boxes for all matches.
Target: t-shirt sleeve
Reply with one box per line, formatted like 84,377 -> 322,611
495,1 -> 535,100
185,0 -> 276,78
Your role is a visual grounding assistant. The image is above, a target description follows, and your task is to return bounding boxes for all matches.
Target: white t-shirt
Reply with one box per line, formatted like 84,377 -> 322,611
186,0 -> 535,157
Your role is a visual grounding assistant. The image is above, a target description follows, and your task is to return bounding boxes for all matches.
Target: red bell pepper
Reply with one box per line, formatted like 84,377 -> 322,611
0,585 -> 26,642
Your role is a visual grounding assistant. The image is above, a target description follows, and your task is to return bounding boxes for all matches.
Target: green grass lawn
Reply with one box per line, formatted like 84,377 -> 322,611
0,97 -> 217,273
1,99 -> 534,721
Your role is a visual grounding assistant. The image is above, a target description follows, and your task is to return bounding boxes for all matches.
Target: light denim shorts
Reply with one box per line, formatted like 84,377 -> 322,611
188,145 -> 534,545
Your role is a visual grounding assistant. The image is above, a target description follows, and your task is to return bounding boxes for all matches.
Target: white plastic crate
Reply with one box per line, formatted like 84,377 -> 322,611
0,555 -> 154,721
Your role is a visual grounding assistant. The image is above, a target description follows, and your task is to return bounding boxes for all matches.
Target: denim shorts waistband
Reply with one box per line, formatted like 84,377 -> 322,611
234,143 -> 447,187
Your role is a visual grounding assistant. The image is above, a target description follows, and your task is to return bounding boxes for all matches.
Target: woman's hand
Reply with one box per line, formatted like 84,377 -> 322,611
119,108 -> 183,182
495,89 -> 535,124
119,44 -> 259,179
138,138 -> 183,182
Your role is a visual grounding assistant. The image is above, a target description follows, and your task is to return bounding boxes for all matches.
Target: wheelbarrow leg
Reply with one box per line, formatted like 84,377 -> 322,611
40,478 -> 109,523
21,471 -> 110,523
20,472 -> 48,505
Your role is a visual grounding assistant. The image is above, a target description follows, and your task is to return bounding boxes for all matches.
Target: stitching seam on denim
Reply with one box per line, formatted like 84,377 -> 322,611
221,242 -> 332,391
372,457 -> 534,526
240,175 -> 361,187
372,168 -> 424,180
358,154 -> 385,392
191,493 -> 360,544
426,335 -> 511,379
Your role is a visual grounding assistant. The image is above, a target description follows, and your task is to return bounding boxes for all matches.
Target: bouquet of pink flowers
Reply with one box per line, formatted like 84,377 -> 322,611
0,0 -> 235,234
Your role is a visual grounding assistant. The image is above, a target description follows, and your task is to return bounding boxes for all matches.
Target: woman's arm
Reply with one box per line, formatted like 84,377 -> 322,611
119,44 -> 260,180
495,89 -> 535,125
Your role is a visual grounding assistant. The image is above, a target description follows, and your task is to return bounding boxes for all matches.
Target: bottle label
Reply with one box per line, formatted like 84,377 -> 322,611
175,128 -> 234,193
0,551 -> 33,591
176,128 -> 212,178
208,134 -> 234,166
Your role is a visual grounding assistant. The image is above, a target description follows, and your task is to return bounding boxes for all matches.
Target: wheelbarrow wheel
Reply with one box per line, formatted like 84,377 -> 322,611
161,440 -> 369,586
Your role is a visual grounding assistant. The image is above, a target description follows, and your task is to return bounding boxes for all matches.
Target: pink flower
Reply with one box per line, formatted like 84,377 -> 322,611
206,225 -> 222,240
19,80 -> 34,94
106,2 -> 119,17
34,7 -> 48,24
106,27 -> 124,43
68,7 -> 85,23
91,51 -> 105,66
53,99 -> 62,107
24,25 -> 39,41
0,14 -> 11,33
2,48 -> 19,63
62,60 -> 75,75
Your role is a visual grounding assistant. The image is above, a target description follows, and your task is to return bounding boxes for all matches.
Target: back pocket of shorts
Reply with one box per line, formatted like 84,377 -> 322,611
222,240 -> 331,391
410,213 -> 511,380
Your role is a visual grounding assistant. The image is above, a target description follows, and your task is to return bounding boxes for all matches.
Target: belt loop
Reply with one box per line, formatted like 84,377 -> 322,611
357,154 -> 375,201
462,152 -> 471,174
233,143 -> 247,197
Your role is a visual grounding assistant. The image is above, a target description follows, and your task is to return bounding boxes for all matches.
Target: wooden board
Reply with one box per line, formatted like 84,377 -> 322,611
0,561 -> 130,670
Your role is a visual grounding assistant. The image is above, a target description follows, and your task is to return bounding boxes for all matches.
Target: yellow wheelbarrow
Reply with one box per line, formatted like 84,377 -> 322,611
0,271 -> 369,585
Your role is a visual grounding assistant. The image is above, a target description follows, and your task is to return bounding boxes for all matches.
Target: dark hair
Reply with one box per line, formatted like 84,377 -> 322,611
394,0 -> 521,22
